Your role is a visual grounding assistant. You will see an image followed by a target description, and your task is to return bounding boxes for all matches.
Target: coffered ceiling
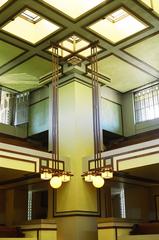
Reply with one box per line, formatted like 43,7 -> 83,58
0,0 -> 159,92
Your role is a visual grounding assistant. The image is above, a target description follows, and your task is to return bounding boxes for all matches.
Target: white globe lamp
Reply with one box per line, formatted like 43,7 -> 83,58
50,176 -> 62,189
61,174 -> 70,182
84,174 -> 94,182
41,171 -> 52,180
92,175 -> 104,188
102,170 -> 113,179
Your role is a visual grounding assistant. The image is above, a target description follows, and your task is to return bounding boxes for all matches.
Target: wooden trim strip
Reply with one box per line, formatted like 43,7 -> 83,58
104,143 -> 159,159
98,226 -> 132,229
0,147 -> 50,158
22,228 -> 57,231
117,150 -> 159,171
0,155 -> 36,172
0,150 -> 39,161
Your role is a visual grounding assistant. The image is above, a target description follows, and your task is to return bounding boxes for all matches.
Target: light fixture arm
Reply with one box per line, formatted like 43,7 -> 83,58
52,46 -> 59,168
82,42 -> 114,188
91,44 -> 102,170
40,44 -> 73,188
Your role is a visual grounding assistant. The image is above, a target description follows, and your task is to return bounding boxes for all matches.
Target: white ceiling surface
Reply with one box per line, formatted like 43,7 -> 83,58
0,0 -> 159,92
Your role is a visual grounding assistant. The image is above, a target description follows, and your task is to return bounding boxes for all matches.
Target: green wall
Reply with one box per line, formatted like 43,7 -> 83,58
28,86 -> 49,136
0,123 -> 27,138
101,86 -> 123,135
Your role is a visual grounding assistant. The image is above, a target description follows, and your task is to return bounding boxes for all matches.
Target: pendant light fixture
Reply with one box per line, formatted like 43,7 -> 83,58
40,45 -> 73,188
82,43 -> 113,188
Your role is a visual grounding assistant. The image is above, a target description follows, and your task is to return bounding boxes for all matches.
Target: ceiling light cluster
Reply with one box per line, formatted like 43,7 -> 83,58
83,157 -> 114,188
41,166 -> 72,189
49,35 -> 101,66
84,166 -> 113,188
59,35 -> 90,58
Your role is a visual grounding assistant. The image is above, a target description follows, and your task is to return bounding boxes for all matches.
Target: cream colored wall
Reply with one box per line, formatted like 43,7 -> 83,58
118,153 -> 159,171
55,81 -> 97,213
40,230 -> 57,240
23,231 -> 37,238
57,216 -> 97,240
98,228 -> 132,240
22,220 -> 57,240
0,156 -> 35,172
24,230 -> 57,240
117,228 -> 132,238
98,228 -> 116,240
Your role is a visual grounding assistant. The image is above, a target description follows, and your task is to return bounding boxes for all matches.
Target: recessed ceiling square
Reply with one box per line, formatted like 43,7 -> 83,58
88,8 -> 148,43
97,55 -> 156,92
1,56 -> 52,91
42,0 -> 106,19
48,34 -> 101,58
0,0 -> 8,7
125,33 -> 159,71
0,40 -> 24,67
140,0 -> 159,15
2,9 -> 60,44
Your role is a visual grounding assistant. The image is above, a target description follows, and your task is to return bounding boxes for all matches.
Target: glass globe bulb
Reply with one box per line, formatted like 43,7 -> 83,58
50,176 -> 62,189
102,171 -> 113,179
84,174 -> 94,182
92,175 -> 104,188
61,174 -> 70,182
41,171 -> 52,180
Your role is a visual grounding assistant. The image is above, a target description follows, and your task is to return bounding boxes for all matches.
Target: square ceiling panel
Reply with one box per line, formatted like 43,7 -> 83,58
125,33 -> 159,71
140,0 -> 159,15
42,0 -> 106,19
48,34 -> 101,58
0,56 -> 52,91
0,40 -> 24,67
2,9 -> 60,44
0,0 -> 8,7
88,8 -> 148,44
97,55 -> 156,92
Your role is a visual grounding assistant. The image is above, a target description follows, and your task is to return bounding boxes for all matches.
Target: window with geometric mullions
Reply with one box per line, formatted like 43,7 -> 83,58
134,84 -> 159,123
